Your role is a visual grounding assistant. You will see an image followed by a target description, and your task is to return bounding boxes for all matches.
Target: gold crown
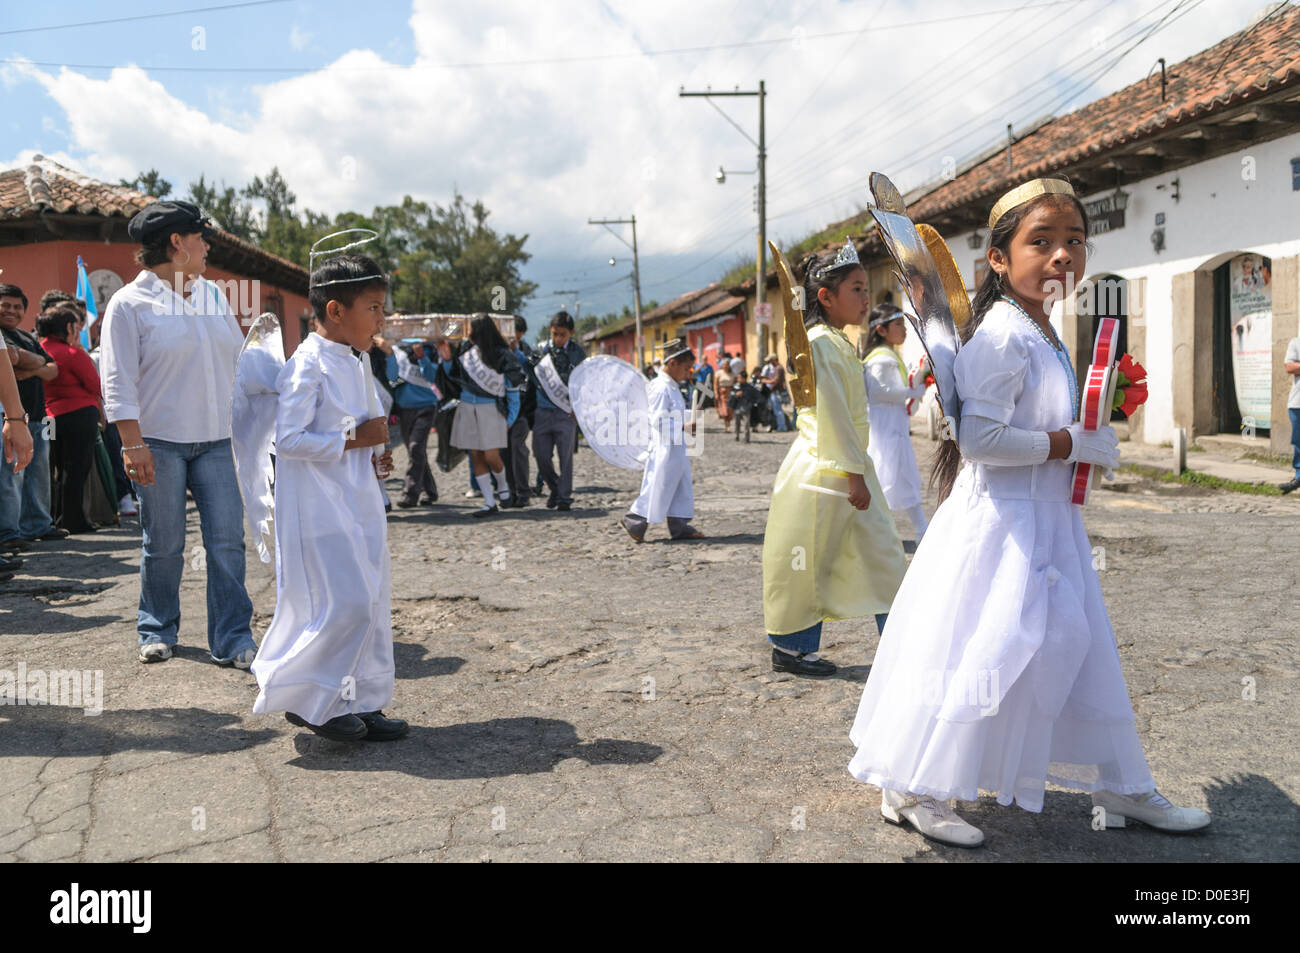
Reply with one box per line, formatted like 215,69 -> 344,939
988,178 -> 1076,229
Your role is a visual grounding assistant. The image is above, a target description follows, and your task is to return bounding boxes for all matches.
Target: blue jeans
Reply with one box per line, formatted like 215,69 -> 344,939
1290,408 -> 1300,478
769,392 -> 789,431
134,438 -> 255,661
0,420 -> 56,542
769,614 -> 888,654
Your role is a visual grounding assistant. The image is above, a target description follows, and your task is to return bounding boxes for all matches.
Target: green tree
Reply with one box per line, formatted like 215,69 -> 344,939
120,169 -> 172,199
186,175 -> 256,240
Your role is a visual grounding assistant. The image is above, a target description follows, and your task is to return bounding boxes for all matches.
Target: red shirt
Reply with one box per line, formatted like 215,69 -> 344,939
41,337 -> 102,418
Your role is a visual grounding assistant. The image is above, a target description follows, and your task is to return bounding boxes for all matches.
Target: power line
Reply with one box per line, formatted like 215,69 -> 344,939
0,1 -> 1083,74
0,0 -> 292,36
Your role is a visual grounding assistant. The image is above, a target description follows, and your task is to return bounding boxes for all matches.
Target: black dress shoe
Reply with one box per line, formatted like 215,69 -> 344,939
2,538 -> 31,552
556,502 -> 571,511
511,495 -> 529,508
0,555 -> 23,571
420,492 -> 438,504
29,528 -> 69,542
0,570 -> 14,583
1278,477 -> 1300,494
546,492 -> 558,509
396,497 -> 419,508
285,711 -> 368,741
358,710 -> 409,741
771,648 -> 837,678
471,505 -> 499,519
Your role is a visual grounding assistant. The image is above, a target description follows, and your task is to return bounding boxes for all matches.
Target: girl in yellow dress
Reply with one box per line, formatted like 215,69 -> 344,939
761,242 -> 908,677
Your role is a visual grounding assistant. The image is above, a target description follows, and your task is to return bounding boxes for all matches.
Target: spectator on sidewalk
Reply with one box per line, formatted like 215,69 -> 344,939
0,283 -> 64,553
760,354 -> 790,431
100,200 -> 257,668
1281,335 -> 1300,494
38,307 -> 104,534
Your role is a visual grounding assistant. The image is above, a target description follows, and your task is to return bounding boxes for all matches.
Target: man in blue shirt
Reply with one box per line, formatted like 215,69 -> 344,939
530,312 -> 586,511
384,340 -> 441,507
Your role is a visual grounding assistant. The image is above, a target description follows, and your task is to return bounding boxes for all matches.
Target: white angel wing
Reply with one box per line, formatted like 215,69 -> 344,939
232,312 -> 285,563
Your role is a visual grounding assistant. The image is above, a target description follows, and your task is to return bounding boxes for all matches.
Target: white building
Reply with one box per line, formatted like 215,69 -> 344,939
852,2 -> 1300,456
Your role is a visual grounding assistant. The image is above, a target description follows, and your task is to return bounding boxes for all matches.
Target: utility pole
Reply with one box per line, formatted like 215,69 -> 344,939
553,289 -> 580,319
680,80 -> 767,360
588,216 -> 644,369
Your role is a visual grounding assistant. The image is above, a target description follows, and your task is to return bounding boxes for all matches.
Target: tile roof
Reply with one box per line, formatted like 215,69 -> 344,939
734,2 -> 1300,289
0,154 -> 307,291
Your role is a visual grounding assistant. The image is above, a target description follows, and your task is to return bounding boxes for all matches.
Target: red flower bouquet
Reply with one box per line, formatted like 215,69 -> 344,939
1111,353 -> 1148,418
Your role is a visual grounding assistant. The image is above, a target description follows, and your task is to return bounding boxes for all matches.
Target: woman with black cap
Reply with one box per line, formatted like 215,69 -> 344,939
100,201 -> 258,669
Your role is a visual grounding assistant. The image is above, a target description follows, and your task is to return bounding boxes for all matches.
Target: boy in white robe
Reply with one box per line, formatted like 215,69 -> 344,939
251,255 -> 407,743
621,338 -> 704,542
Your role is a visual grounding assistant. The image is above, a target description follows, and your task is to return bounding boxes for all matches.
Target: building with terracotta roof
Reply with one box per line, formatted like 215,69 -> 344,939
0,155 -> 311,350
586,281 -> 747,368
739,2 -> 1300,456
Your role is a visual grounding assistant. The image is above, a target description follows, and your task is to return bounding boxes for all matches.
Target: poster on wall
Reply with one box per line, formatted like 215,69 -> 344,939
1228,253 -> 1272,431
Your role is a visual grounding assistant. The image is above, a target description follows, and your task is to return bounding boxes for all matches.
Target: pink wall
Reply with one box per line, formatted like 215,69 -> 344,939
0,239 -> 309,353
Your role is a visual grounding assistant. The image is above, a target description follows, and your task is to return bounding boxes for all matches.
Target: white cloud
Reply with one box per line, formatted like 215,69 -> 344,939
0,0 -> 1275,284
289,25 -> 311,52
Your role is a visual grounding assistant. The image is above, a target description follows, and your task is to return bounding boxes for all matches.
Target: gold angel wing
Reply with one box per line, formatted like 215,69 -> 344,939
916,224 -> 972,330
769,240 -> 816,410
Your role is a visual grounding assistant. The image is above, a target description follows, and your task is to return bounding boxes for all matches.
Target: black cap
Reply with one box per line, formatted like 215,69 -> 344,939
127,201 -> 213,243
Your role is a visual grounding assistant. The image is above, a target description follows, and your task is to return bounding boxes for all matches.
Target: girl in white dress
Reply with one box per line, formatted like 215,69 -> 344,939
847,179 -> 1210,847
862,304 -> 929,540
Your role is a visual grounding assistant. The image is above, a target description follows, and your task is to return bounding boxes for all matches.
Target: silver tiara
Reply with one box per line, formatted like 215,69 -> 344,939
309,228 -> 385,289
814,240 -> 860,280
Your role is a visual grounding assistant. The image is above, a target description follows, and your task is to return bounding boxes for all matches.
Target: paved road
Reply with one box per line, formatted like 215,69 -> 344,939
2,422 -> 1296,862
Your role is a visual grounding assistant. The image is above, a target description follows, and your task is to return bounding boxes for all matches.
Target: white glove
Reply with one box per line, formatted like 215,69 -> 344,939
1065,421 -> 1120,469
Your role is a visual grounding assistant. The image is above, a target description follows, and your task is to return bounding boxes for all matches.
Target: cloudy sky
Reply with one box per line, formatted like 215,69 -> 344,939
0,0 -> 1278,324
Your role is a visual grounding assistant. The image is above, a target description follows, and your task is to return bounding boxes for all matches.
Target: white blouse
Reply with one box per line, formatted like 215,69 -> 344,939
954,300 -> 1075,502
100,270 -> 244,443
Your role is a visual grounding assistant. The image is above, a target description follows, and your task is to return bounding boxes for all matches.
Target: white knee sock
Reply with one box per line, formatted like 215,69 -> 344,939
474,472 -> 497,509
907,504 -> 928,539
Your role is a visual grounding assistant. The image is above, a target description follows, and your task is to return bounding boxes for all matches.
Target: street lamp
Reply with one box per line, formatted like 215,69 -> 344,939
589,216 -> 645,369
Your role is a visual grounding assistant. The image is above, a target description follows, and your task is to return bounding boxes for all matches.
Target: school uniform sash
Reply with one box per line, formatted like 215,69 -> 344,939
535,352 -> 573,413
460,345 -> 506,397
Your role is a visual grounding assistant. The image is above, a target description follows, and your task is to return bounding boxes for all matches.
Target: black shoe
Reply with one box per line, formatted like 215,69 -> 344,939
420,491 -> 438,504
511,495 -> 529,508
556,502 -> 571,511
471,505 -> 499,519
358,710 -> 409,741
28,527 -> 69,542
2,538 -> 31,553
771,648 -> 837,678
0,570 -> 14,583
285,711 -> 368,741
533,480 -> 545,496
1278,477 -> 1300,494
546,492 -> 558,509
396,497 -> 419,508
0,555 -> 23,572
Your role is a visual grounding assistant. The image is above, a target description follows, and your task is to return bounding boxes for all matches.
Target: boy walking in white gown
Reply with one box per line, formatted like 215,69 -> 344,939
251,254 -> 407,743
621,338 -> 704,542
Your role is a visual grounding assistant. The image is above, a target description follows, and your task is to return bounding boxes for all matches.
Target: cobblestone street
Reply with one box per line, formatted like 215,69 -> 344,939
2,422 -> 1296,862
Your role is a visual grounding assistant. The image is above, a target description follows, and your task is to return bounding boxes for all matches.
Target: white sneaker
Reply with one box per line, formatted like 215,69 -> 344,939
118,495 -> 138,516
1092,789 -> 1211,832
881,788 -> 985,847
138,642 -> 172,664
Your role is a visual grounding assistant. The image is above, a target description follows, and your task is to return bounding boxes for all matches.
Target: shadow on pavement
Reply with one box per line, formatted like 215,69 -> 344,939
286,716 -> 663,779
0,705 -> 279,758
394,641 -> 465,679
896,772 -> 1296,862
